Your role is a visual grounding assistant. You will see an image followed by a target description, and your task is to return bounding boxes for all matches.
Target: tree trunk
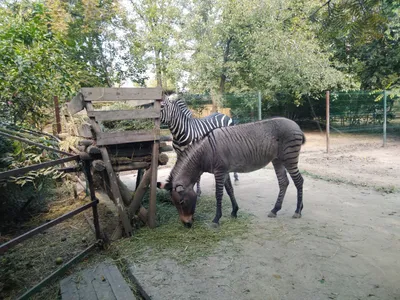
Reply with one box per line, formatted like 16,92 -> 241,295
214,37 -> 233,113
155,49 -> 163,87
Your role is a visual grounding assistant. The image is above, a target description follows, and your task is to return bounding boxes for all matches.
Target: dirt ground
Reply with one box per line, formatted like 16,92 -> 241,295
123,132 -> 400,300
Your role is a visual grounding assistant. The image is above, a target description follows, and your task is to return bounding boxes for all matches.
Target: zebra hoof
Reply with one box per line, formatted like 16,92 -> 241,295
231,212 -> 237,218
268,211 -> 277,218
210,222 -> 219,229
292,213 -> 302,219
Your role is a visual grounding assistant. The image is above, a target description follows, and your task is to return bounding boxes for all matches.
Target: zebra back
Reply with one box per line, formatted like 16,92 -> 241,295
161,98 -> 234,154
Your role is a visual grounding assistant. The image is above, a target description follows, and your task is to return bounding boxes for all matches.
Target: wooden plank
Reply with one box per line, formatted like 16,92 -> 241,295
128,167 -> 152,217
96,129 -> 160,146
67,93 -> 85,115
87,108 -> 160,121
76,269 -> 100,300
99,147 -> 133,236
81,87 -> 162,101
85,102 -> 102,134
148,99 -> 161,229
91,264 -> 117,300
101,263 -> 136,300
60,276 -> 80,300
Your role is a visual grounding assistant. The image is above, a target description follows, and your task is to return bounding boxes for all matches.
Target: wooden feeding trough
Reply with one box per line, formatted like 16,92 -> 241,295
66,87 -> 172,237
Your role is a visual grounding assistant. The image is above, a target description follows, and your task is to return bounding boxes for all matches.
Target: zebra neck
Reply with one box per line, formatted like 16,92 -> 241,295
169,144 -> 204,186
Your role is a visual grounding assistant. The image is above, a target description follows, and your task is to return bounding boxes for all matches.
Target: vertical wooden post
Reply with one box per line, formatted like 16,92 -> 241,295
148,98 -> 161,229
136,169 -> 144,190
53,96 -> 62,134
383,90 -> 387,147
258,91 -> 262,121
83,160 -> 102,241
326,91 -> 330,153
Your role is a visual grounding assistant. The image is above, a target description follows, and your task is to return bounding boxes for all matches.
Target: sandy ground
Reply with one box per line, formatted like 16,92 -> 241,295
121,132 -> 400,300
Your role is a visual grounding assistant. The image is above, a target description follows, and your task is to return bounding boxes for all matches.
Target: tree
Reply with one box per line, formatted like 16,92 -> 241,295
312,0 -> 400,91
45,0 -> 147,87
182,0 -> 349,108
0,1 -> 98,127
127,0 -> 183,88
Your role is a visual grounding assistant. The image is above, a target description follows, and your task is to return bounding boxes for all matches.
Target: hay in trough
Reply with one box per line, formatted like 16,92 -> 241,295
113,192 -> 253,264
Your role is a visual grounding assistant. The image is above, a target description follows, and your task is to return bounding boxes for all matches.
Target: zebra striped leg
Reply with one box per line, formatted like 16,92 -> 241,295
196,178 -> 202,198
233,172 -> 239,182
268,159 -> 289,218
224,174 -> 239,218
212,172 -> 226,225
284,162 -> 304,218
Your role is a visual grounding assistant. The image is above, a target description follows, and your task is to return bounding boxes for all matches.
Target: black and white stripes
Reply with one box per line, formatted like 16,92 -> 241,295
161,98 -> 239,196
161,117 -> 306,227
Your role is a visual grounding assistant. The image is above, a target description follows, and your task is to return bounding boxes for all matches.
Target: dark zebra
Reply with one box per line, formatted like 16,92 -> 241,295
160,98 -> 239,196
158,117 -> 305,227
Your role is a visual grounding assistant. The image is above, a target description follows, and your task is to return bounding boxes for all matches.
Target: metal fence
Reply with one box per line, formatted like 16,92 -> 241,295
177,92 -> 262,124
328,90 -> 400,147
0,128 -> 103,299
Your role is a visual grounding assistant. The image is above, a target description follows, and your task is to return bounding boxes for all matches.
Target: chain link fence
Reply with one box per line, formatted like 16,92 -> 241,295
165,91 -> 400,142
330,91 -> 400,136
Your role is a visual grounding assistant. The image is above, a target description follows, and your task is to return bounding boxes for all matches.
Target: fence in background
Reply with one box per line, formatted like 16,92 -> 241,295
327,90 -> 400,151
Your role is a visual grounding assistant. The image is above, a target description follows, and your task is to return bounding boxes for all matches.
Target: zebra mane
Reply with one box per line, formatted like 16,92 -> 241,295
166,137 -> 207,185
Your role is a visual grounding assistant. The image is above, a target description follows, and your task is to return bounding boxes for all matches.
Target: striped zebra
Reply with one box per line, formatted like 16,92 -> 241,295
158,117 -> 306,227
160,97 -> 239,196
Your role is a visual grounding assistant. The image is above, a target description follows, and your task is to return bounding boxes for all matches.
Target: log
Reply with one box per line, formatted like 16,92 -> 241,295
138,206 -> 148,223
160,145 -> 173,153
112,153 -> 168,165
128,167 -> 152,217
87,145 -> 101,155
92,160 -> 106,172
158,153 -> 169,165
78,123 -> 93,138
57,133 -> 70,140
160,135 -> 173,142
79,140 -> 94,147
113,162 -> 150,172
117,176 -> 134,206
69,145 -> 80,154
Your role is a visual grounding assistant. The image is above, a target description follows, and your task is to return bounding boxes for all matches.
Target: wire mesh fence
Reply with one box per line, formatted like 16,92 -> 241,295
330,91 -> 400,136
165,90 -> 400,143
172,92 -> 261,125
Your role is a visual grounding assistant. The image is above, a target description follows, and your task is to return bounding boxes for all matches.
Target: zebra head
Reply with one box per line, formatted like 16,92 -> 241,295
157,181 -> 197,228
160,98 -> 190,125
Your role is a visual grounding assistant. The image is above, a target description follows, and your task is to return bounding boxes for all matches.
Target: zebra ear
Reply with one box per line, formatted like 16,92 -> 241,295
157,182 -> 172,191
175,185 -> 184,193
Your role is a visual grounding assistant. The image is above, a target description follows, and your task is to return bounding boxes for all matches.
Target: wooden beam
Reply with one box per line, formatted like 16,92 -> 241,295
87,108 -> 160,121
113,162 -> 150,172
128,167 -> 152,217
81,87 -> 162,101
148,99 -> 161,229
67,93 -> 85,115
96,129 -> 160,146
99,147 -> 132,236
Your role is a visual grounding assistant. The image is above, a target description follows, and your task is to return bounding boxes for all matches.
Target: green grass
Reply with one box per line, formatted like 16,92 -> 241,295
112,192 -> 253,265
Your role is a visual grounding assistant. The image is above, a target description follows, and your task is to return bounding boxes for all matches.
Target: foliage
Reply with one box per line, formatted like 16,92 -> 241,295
0,1 -> 97,127
47,0 -> 147,87
313,0 -> 400,91
126,0 -> 183,88
0,129 -> 66,222
180,0 -> 350,106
